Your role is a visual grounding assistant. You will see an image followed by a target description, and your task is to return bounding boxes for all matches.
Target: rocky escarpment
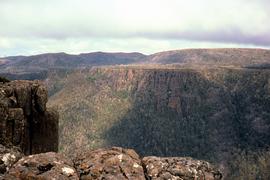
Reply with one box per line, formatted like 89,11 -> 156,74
0,80 -> 58,155
0,80 -> 222,179
47,66 -> 269,179
2,146 -> 222,180
50,66 -> 270,160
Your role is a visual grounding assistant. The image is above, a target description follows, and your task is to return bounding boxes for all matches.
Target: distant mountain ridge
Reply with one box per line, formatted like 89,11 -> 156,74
1,48 -> 270,69
1,48 -> 270,81
140,48 -> 270,66
0,52 -> 145,70
0,51 -> 146,80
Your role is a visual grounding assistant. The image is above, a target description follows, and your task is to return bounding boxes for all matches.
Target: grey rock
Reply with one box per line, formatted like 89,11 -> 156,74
0,144 -> 23,175
74,147 -> 145,180
142,156 -> 222,180
5,152 -> 79,180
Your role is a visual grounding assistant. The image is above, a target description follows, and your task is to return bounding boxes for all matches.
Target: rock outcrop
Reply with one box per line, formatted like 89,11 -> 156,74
143,156 -> 222,180
74,147 -> 145,179
0,80 -> 58,155
2,146 -> 222,180
0,144 -> 23,178
5,152 -> 79,180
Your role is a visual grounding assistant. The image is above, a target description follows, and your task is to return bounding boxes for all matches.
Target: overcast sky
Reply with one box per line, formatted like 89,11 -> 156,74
0,0 -> 270,56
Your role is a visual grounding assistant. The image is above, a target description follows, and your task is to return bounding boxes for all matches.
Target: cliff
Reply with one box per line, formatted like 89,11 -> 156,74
48,66 -> 270,178
0,80 -> 58,154
49,66 -> 270,158
0,79 -> 222,179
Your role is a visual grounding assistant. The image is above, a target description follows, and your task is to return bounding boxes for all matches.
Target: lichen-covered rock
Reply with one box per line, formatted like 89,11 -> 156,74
0,144 -> 23,176
35,85 -> 48,113
4,152 -> 79,180
142,156 -> 222,180
0,145 -> 223,180
0,80 -> 58,155
74,147 -> 145,180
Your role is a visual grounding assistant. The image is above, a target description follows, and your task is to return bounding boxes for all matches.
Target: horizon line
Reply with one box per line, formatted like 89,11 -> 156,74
1,47 -> 270,58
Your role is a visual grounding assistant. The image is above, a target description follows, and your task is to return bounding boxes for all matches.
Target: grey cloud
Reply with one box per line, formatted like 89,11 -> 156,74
1,25 -> 270,47
137,29 -> 270,46
0,0 -> 270,55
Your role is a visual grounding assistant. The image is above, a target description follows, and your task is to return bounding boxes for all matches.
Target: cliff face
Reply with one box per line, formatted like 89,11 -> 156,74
49,66 -> 270,163
0,79 -> 222,179
104,67 -> 270,159
0,80 -> 58,155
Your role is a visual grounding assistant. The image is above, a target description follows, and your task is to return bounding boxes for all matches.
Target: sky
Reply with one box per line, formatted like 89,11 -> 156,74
0,0 -> 270,56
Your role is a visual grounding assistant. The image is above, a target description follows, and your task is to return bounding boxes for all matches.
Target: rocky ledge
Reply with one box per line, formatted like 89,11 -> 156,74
0,80 -> 58,155
1,146 -> 222,180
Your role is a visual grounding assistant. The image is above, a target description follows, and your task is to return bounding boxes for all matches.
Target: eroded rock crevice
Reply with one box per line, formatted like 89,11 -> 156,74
0,80 -> 58,155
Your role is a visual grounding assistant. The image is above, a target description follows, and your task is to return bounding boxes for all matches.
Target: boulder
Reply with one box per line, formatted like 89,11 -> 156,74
74,147 -> 145,180
5,152 -> 79,180
0,144 -> 23,177
142,156 -> 223,180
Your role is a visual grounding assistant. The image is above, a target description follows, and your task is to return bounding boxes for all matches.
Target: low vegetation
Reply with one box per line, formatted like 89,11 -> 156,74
226,149 -> 270,179
0,76 -> 10,83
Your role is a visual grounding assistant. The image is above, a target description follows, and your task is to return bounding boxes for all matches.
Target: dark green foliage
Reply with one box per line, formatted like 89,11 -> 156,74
0,76 -> 10,83
104,73 -> 225,161
226,149 -> 270,179
86,71 -> 106,83
47,69 -> 75,96
112,90 -> 129,99
86,76 -> 97,83
0,71 -> 47,80
245,63 -> 270,69
49,81 -> 65,96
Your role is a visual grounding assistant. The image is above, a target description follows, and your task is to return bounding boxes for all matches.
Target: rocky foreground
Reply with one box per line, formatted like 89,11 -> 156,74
0,80 -> 222,179
1,145 -> 222,180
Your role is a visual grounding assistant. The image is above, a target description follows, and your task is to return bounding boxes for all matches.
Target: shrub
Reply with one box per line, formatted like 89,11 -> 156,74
0,76 -> 10,83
